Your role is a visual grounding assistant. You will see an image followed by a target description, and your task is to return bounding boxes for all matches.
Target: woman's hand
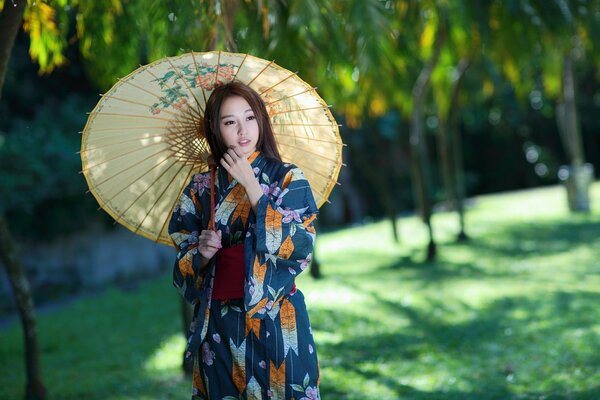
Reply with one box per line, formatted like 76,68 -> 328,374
220,146 -> 255,188
198,230 -> 222,266
220,147 -> 264,213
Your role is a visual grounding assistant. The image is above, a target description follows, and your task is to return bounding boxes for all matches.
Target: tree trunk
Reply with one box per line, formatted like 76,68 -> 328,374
208,0 -> 240,51
389,210 -> 400,243
437,116 -> 453,208
0,2 -> 47,399
452,116 -> 468,242
556,52 -> 592,212
450,59 -> 470,241
409,20 -> 447,262
351,141 -> 400,244
221,0 -> 240,52
557,53 -> 584,167
0,0 -> 25,92
0,217 -> 47,400
439,58 -> 470,241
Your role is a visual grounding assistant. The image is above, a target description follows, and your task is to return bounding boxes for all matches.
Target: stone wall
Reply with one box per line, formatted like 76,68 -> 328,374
0,225 -> 176,312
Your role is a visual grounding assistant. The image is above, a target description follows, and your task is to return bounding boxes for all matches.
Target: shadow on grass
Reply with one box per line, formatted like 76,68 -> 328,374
314,278 -> 600,399
365,218 -> 600,286
370,254 -> 515,287
450,219 -> 600,260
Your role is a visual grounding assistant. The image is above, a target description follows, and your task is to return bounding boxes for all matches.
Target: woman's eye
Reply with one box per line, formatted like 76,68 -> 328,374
247,115 -> 256,121
224,120 -> 234,126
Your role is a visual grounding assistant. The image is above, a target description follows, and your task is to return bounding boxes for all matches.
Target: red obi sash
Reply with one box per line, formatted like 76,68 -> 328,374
212,243 -> 245,300
211,242 -> 298,300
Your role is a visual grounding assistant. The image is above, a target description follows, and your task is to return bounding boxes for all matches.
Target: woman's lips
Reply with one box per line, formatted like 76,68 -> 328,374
239,139 -> 251,146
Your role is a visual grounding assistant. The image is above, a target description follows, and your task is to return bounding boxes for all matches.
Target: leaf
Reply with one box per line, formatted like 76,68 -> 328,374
230,338 -> 247,394
246,376 -> 262,400
267,300 -> 282,321
281,169 -> 294,189
269,360 -> 286,399
302,214 -> 317,228
290,223 -> 296,237
234,230 -> 242,241
244,313 -> 261,339
262,172 -> 270,184
178,254 -> 194,279
274,287 -> 284,299
278,234 -> 294,260
170,231 -> 190,248
290,384 -> 304,393
230,192 -> 251,227
215,184 -> 246,225
265,205 -> 283,254
179,193 -> 196,215
248,298 -> 269,317
268,285 -> 277,299
303,372 -> 310,388
248,258 -> 267,306
23,3 -> 68,73
281,299 -> 298,358
221,305 -> 229,317
266,253 -> 278,266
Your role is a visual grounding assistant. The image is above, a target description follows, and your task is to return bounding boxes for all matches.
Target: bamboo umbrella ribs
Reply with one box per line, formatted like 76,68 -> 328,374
81,51 -> 343,245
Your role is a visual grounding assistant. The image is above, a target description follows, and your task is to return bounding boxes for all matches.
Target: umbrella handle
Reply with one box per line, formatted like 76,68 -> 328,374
209,165 -> 216,231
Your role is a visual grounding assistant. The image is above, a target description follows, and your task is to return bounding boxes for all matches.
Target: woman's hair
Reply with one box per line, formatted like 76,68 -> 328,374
203,81 -> 282,163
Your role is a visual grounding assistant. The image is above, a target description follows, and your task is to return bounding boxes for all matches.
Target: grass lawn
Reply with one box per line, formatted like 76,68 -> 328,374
1,183 -> 599,399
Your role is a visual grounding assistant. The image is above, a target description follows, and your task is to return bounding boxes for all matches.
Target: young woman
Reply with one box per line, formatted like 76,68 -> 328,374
169,82 -> 321,400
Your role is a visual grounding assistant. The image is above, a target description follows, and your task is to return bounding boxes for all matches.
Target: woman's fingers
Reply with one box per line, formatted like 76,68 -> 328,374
221,151 -> 235,165
200,229 -> 220,239
202,240 -> 221,249
200,239 -> 221,249
229,146 -> 243,159
199,230 -> 222,249
220,146 -> 255,187
220,148 -> 241,171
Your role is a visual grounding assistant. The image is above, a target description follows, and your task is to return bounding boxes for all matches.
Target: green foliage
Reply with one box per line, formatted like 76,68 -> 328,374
340,112 -> 417,219
20,0 -> 71,73
0,96 -> 80,210
1,184 -> 599,399
0,93 -> 111,238
4,0 -> 600,231
0,30 -> 115,238
477,0 -> 600,100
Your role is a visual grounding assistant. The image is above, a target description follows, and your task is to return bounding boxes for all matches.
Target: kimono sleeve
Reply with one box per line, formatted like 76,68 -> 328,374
168,175 -> 209,304
246,166 -> 318,318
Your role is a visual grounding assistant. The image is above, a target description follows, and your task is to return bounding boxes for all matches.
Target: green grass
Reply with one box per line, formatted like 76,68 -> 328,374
1,184 -> 600,399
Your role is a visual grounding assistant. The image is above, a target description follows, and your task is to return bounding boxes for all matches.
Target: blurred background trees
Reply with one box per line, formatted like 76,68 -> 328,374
1,1 -> 600,397
2,0 -> 599,244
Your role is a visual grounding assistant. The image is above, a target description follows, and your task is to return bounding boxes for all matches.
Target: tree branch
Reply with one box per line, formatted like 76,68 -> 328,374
0,0 -> 27,103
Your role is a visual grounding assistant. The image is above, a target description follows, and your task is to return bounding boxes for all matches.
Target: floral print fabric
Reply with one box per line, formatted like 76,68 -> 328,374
169,152 -> 320,399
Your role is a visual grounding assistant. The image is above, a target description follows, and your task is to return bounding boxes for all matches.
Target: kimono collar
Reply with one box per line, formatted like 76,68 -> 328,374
248,151 -> 262,165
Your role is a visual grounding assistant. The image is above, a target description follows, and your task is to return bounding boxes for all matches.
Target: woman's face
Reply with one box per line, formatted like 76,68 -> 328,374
218,95 -> 259,158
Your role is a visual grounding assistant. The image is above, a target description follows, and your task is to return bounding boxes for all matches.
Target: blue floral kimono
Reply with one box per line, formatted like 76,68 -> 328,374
169,152 -> 321,400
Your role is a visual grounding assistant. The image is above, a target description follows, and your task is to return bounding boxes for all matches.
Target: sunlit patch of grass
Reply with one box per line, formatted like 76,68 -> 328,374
143,333 -> 186,374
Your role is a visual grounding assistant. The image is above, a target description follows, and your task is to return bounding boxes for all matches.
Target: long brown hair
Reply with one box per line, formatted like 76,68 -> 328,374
203,81 -> 282,163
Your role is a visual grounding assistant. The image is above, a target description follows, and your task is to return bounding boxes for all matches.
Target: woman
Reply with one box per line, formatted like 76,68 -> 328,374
169,82 -> 321,400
